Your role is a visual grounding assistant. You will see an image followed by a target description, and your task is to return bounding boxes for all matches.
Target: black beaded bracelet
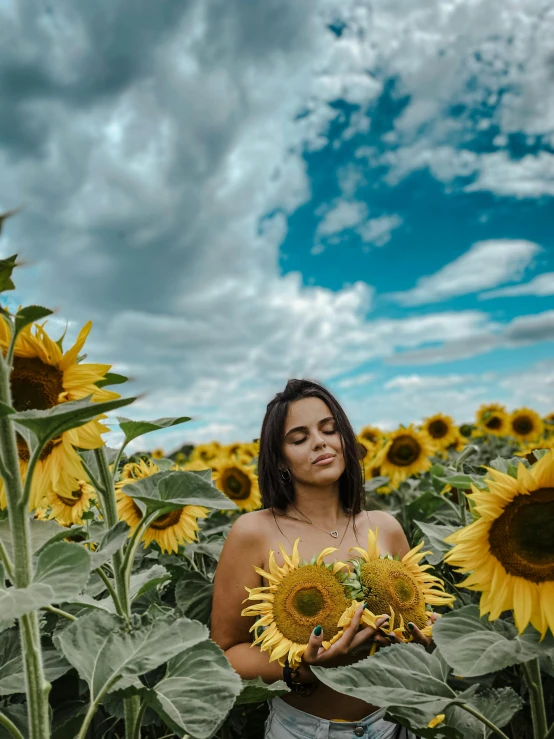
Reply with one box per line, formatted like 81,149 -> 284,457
283,658 -> 318,697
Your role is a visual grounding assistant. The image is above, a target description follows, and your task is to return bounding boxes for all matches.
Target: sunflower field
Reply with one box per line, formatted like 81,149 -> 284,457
0,217 -> 553,739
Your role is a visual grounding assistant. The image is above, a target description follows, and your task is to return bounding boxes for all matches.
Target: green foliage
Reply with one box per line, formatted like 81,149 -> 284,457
117,416 -> 191,447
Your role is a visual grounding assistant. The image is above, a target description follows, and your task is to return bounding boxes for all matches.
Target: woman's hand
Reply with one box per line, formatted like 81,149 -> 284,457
295,604 -> 392,681
405,611 -> 440,650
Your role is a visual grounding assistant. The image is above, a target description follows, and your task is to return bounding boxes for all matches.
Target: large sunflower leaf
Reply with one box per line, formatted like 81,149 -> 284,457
175,571 -> 213,623
433,605 -> 539,676
0,629 -> 71,695
129,565 -> 170,601
145,639 -> 242,739
0,518 -> 82,562
235,677 -> 289,706
311,643 -> 457,713
0,542 -> 90,620
0,252 -> 18,293
117,416 -> 191,447
121,470 -> 237,512
90,521 -> 130,570
11,395 -> 135,446
414,520 -> 457,565
54,609 -> 209,701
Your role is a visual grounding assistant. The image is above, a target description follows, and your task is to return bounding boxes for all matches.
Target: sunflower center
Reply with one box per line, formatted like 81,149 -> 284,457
222,469 -> 251,500
291,587 -> 326,617
485,416 -> 502,431
11,357 -> 64,462
489,488 -> 554,583
387,436 -> 421,466
149,508 -> 183,530
512,416 -> 533,436
57,491 -> 83,507
360,559 -> 426,630
273,565 -> 349,644
428,420 -> 448,439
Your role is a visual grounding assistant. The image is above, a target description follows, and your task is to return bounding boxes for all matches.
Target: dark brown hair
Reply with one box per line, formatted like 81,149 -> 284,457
258,379 -> 365,528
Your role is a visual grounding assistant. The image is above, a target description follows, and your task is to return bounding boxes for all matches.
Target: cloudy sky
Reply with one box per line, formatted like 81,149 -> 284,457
1,0 -> 554,452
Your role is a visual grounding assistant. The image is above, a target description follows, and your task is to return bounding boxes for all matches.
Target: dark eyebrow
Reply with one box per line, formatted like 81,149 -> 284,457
284,416 -> 335,439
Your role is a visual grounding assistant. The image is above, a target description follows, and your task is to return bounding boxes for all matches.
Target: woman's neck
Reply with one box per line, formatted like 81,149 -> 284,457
286,483 -> 345,527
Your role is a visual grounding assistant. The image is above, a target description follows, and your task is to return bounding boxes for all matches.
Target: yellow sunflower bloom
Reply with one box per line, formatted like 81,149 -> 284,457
189,441 -> 222,464
475,403 -> 509,437
428,714 -> 445,728
0,319 -> 119,511
212,460 -> 261,511
115,459 -> 209,554
444,451 -> 554,636
359,425 -> 384,445
508,408 -> 544,442
241,539 -> 350,668
345,528 -> 454,641
421,413 -> 458,451
374,425 -> 436,487
151,448 -> 165,459
41,479 -> 96,525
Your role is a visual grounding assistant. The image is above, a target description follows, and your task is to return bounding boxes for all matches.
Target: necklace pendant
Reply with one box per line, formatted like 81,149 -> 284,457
330,530 -> 339,538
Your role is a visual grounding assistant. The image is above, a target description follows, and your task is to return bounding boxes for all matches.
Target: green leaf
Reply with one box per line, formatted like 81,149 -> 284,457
146,638 -> 242,739
175,572 -> 213,623
0,542 -> 91,620
0,629 -> 71,695
434,474 -> 487,491
90,522 -> 130,570
414,520 -> 457,565
0,704 -> 27,739
0,402 -> 14,420
117,416 -> 191,447
0,253 -> 18,293
364,476 -> 390,492
95,372 -> 128,388
465,687 -> 523,737
14,305 -> 53,336
55,609 -> 209,701
121,470 -> 238,512
11,395 -> 135,446
235,677 -> 289,705
129,565 -> 170,601
311,643 -> 456,712
433,605 -> 539,677
406,491 -> 446,522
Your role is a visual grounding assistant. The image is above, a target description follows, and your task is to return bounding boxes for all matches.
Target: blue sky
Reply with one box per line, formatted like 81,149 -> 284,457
0,0 -> 553,451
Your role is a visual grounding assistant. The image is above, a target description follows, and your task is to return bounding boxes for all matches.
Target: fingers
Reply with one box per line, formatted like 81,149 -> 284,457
336,603 -> 365,651
407,621 -> 432,648
301,624 -> 325,664
349,614 -> 391,651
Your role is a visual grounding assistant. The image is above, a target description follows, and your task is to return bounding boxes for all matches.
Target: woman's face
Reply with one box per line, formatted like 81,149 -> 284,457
281,396 -> 345,487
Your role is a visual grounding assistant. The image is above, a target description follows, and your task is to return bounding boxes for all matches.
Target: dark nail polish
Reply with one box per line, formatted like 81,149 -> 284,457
314,625 -> 322,636
363,604 -> 368,610
407,622 -> 415,631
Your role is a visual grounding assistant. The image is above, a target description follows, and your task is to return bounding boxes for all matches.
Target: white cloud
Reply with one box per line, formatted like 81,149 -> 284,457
357,214 -> 402,248
389,240 -> 542,306
335,372 -> 376,388
384,374 -> 469,391
465,151 -> 554,198
479,272 -> 554,299
315,199 -> 367,239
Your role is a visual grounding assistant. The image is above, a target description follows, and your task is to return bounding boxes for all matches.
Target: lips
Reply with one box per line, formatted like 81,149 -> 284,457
313,453 -> 335,464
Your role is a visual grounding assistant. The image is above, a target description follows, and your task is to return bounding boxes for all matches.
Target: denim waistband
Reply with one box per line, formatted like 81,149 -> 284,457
266,696 -> 408,739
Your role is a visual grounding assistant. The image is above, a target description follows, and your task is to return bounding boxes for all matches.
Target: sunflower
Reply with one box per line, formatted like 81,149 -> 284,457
0,320 -> 119,511
359,425 -> 383,446
475,403 -> 509,437
241,539 -> 350,667
41,479 -> 96,525
115,459 -> 209,554
356,437 -> 375,461
212,460 -> 261,511
189,441 -> 222,464
421,413 -> 458,451
151,448 -> 165,459
444,451 -> 554,636
508,408 -> 544,442
374,425 -> 436,486
345,528 -> 454,641
544,412 -> 554,427
362,456 -> 392,495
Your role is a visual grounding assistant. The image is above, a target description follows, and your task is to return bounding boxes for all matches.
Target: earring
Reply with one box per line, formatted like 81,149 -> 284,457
280,468 -> 292,483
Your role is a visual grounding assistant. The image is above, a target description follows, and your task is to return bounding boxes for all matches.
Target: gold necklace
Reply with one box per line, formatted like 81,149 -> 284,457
281,503 -> 352,547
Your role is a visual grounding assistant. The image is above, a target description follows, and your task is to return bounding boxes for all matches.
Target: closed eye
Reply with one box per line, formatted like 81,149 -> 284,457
292,429 -> 337,445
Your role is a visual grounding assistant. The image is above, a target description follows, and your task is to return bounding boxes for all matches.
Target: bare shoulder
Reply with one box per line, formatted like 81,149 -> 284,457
364,509 -> 410,557
227,508 -> 273,540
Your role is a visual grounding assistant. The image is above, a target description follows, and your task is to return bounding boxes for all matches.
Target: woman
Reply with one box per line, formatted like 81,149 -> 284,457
211,379 -> 431,738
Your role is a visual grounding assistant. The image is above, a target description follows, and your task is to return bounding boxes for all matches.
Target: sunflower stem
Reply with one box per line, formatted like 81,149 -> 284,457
457,703 -> 511,739
96,566 -> 126,618
42,605 -> 77,621
21,440 -> 46,510
121,509 -> 163,600
522,657 -> 548,739
0,537 -> 14,580
0,347 -> 51,739
126,695 -> 144,739
0,710 -> 25,739
79,457 -> 106,496
544,721 -> 554,739
457,489 -> 468,526
93,447 -> 130,618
